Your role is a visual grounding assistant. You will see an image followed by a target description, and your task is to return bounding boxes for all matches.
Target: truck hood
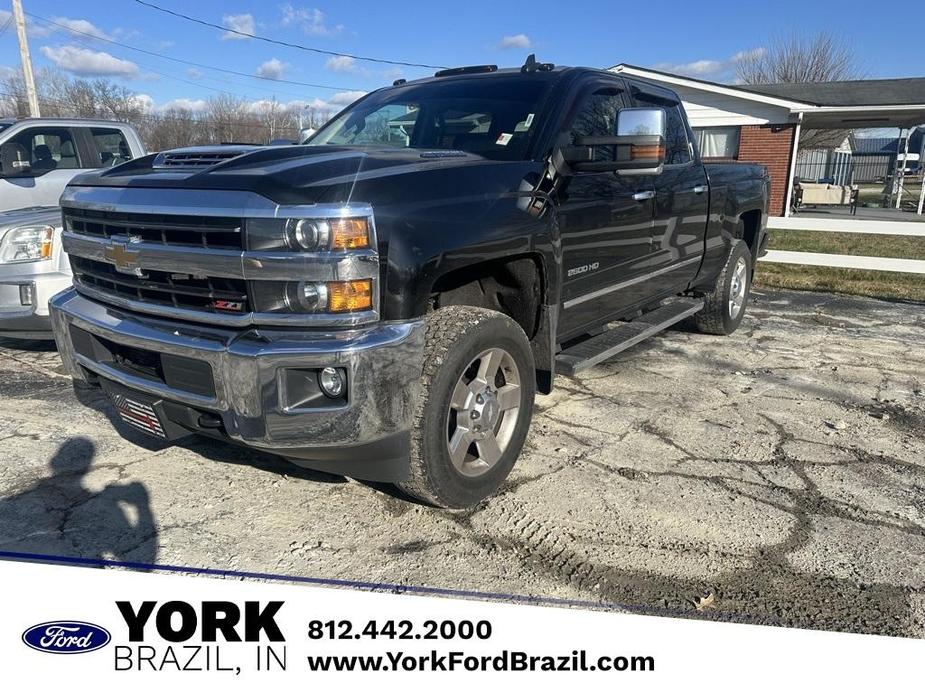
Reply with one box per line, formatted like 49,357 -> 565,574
0,206 -> 62,232
65,145 -> 536,206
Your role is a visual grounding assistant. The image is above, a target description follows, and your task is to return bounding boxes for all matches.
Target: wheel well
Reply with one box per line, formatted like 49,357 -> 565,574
739,209 -> 762,259
431,256 -> 544,338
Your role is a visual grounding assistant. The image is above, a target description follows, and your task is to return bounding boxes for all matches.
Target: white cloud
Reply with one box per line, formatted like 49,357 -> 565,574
40,45 -> 139,78
221,13 -> 255,40
731,47 -> 767,63
186,67 -> 202,79
130,93 -> 156,112
0,65 -> 17,80
50,16 -> 111,40
653,47 -> 766,81
328,90 -> 366,105
325,55 -> 356,73
159,98 -> 208,112
256,58 -> 287,79
497,34 -> 531,50
280,5 -> 343,36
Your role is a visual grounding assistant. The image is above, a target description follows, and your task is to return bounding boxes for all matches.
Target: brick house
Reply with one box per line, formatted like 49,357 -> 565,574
610,65 -> 925,217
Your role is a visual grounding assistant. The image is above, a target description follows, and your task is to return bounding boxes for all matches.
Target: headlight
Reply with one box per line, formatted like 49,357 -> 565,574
247,216 -> 371,252
253,279 -> 374,314
0,224 -> 56,264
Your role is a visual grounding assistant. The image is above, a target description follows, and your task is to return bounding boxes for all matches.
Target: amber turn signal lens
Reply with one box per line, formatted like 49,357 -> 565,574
329,217 -> 370,250
327,279 -> 373,312
630,144 -> 666,160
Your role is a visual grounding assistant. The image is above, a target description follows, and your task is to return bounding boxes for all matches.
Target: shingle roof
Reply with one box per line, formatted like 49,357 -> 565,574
739,78 -> 925,107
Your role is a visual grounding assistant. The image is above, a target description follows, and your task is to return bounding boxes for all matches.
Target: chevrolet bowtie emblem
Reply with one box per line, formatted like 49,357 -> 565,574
104,243 -> 141,273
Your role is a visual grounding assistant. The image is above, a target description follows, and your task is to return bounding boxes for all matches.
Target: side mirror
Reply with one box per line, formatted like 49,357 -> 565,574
0,143 -> 32,177
299,127 -> 316,144
562,107 -> 666,175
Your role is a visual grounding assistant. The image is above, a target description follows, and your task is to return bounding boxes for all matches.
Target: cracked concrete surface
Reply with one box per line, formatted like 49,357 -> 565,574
1,288 -> 923,637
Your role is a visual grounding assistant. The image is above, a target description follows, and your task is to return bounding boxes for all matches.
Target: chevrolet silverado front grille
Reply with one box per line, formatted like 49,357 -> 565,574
62,207 -> 243,250
71,257 -> 249,314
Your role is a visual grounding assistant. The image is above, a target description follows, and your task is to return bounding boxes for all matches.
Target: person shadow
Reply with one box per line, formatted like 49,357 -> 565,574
0,437 -> 157,567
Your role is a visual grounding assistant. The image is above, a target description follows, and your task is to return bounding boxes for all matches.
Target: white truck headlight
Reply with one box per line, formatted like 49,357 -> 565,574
0,224 -> 56,264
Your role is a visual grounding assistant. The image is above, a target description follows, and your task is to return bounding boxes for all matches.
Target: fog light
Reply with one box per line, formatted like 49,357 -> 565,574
319,367 -> 345,398
19,283 -> 34,306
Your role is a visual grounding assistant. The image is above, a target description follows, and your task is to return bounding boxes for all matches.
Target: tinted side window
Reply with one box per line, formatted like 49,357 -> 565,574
567,88 -> 624,162
90,127 -> 134,168
632,90 -> 691,165
7,127 -> 82,172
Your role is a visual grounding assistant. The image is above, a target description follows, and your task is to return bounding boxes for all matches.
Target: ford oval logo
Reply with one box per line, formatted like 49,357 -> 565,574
22,621 -> 111,654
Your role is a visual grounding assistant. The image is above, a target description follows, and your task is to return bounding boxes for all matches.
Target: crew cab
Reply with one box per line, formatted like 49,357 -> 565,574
50,58 -> 769,508
0,118 -> 145,212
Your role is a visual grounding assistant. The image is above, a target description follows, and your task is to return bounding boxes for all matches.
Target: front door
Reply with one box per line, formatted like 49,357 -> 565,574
0,126 -> 92,211
630,87 -> 710,295
556,84 -> 657,338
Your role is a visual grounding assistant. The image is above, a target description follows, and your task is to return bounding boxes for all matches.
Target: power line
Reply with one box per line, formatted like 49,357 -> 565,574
133,0 -> 448,70
25,13 -> 364,111
25,11 -> 362,93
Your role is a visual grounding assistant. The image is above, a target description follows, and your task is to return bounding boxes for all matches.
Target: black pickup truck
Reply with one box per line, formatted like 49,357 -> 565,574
50,57 -> 769,508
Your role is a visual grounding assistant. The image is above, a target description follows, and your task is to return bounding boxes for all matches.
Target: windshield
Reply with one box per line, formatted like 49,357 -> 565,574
308,76 -> 552,161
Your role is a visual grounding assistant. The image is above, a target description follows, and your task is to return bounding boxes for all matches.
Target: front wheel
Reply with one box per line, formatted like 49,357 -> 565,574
692,239 -> 752,335
400,306 -> 536,509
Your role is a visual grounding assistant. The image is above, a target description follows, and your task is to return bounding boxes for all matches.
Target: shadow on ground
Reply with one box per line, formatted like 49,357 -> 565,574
0,437 -> 158,565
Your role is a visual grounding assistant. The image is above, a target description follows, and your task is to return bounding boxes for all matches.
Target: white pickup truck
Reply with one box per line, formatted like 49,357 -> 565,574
0,118 -> 146,338
0,118 -> 146,211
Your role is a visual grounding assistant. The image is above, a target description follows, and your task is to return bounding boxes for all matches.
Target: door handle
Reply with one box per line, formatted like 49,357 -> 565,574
691,185 -> 706,194
632,190 -> 655,201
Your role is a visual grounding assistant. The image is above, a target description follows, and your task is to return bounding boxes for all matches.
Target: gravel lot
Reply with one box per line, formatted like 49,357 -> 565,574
1,288 -> 923,637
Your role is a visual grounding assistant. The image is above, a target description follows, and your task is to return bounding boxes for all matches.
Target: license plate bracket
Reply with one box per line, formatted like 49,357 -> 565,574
100,379 -> 189,441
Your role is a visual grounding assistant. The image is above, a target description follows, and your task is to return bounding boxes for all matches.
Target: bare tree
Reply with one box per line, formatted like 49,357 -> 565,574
737,32 -> 861,149
0,66 -> 305,150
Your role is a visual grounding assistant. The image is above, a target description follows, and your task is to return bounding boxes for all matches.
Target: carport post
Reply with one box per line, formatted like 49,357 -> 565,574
782,114 -> 803,217
918,173 -> 925,214
896,129 -> 910,208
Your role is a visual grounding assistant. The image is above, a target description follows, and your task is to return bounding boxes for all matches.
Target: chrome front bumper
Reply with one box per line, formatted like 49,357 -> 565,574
50,289 -> 425,480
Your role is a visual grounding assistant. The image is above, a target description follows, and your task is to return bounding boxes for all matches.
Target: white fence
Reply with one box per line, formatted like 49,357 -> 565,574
762,216 -> 925,275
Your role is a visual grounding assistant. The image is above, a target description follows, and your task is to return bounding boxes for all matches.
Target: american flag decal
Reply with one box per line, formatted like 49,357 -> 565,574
111,393 -> 166,438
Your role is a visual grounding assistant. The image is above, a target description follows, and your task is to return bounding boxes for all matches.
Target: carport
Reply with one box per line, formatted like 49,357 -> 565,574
739,78 -> 925,221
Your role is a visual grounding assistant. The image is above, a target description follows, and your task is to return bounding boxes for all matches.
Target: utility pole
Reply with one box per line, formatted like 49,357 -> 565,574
11,0 -> 40,117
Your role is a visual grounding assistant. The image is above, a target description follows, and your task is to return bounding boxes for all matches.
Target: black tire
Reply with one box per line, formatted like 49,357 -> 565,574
692,239 -> 752,335
399,306 -> 536,509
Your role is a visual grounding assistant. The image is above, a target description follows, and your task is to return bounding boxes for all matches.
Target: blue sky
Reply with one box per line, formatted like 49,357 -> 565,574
0,0 -> 910,115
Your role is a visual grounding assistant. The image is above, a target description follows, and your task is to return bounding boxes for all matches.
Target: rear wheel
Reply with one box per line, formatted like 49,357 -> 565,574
692,239 -> 752,335
400,306 -> 536,509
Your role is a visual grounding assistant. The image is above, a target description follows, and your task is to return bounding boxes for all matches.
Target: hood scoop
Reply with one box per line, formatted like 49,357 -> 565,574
152,146 -> 260,170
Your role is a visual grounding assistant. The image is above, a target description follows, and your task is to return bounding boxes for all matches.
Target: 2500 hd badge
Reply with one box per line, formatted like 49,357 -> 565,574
51,55 -> 768,509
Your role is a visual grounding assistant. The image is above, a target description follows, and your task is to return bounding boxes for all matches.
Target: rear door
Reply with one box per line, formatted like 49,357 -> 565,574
630,84 -> 709,295
84,126 -> 137,169
556,78 -> 658,337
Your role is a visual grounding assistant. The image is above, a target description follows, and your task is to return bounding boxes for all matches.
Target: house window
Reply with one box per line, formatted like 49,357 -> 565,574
694,126 -> 741,159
